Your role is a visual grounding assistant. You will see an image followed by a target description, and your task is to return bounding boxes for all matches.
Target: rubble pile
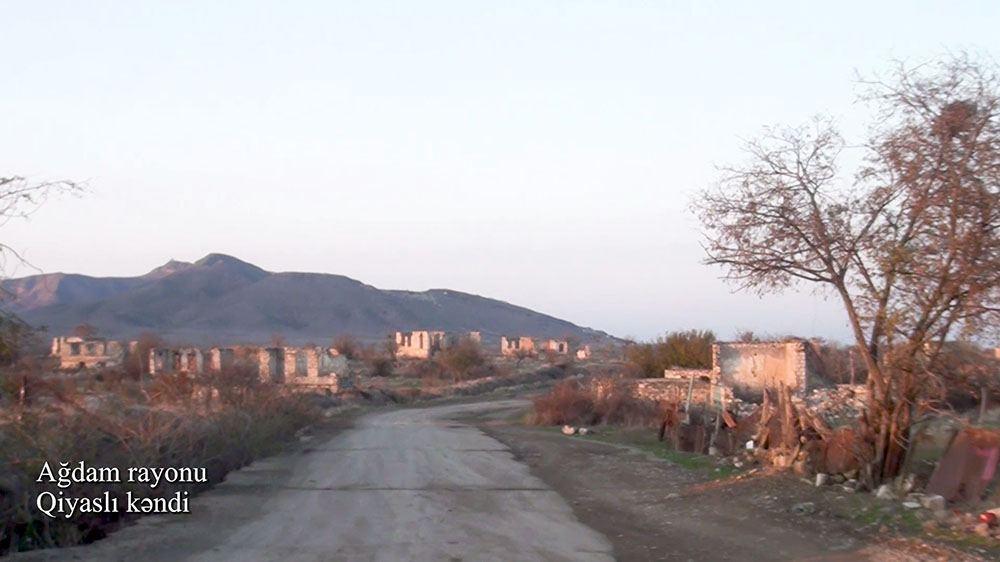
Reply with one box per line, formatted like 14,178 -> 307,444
802,384 -> 868,426
812,475 -> 1000,542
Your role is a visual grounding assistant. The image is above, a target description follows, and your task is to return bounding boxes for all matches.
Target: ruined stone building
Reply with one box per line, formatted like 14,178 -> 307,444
576,345 -> 592,360
209,347 -> 235,372
178,348 -> 204,373
151,345 -> 351,391
539,339 -> 569,354
51,336 -> 132,370
281,347 -> 349,387
257,347 -> 285,382
658,340 -> 823,401
712,340 -> 820,399
394,331 -> 447,359
500,336 -> 535,357
149,348 -> 178,375
150,348 -> 205,375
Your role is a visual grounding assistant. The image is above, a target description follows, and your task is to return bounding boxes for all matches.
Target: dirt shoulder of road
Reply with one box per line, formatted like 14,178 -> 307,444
475,414 -> 991,562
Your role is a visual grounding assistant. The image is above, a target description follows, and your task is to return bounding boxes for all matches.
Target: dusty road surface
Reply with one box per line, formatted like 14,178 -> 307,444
18,400 -> 612,562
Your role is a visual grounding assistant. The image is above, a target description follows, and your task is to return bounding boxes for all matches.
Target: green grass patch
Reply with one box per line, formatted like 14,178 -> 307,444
564,425 -> 740,478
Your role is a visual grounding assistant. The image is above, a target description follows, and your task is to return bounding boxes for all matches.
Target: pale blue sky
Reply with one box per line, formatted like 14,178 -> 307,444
2,1 -> 998,340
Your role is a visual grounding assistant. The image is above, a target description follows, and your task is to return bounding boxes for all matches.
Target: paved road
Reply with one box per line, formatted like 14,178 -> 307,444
22,400 -> 613,561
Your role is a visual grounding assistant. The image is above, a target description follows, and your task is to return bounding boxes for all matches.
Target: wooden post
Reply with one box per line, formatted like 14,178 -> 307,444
683,373 -> 696,424
708,392 -> 724,455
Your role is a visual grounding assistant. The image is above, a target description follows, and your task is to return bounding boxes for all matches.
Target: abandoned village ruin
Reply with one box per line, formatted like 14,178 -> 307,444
51,330 -> 834,407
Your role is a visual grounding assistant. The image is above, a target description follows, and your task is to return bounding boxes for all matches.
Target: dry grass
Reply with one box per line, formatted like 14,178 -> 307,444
0,364 -> 320,554
531,378 -> 663,428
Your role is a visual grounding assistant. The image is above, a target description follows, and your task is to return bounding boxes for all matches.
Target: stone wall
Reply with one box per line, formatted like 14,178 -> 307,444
395,330 -> 446,359
51,336 -> 129,370
539,339 -> 569,354
712,340 -> 817,399
149,348 -> 178,375
628,378 -> 734,407
500,336 -> 535,356
156,345 -> 350,391
663,368 -> 715,381
282,347 -> 350,390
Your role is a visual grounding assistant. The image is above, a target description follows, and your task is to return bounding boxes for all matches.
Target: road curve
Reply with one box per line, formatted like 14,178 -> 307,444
19,400 -> 613,562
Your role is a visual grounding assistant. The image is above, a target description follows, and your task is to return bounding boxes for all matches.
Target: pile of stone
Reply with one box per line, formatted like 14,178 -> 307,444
802,384 -> 868,426
811,469 -> 1000,542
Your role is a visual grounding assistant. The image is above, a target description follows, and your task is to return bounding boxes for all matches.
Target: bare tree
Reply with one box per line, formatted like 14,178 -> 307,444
0,176 -> 81,271
694,54 -> 1000,485
0,176 -> 82,362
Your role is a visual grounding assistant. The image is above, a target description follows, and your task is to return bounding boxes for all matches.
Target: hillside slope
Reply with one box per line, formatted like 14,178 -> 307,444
3,254 -> 610,345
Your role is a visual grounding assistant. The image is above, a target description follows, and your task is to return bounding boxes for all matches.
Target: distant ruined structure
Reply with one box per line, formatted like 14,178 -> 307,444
50,336 -> 134,370
539,339 -> 569,354
148,345 -> 350,391
500,336 -> 535,357
394,331 -> 447,359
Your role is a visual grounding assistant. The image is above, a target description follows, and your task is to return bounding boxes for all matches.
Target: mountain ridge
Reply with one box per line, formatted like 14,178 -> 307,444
2,254 -> 612,345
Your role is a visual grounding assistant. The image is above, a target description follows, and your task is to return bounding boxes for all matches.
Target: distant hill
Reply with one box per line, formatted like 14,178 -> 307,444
2,253 -> 612,345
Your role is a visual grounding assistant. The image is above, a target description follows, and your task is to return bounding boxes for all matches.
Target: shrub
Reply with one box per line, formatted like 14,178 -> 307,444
0,364 -> 319,554
367,355 -> 395,378
331,334 -> 361,360
437,338 -> 488,381
624,330 -> 715,377
531,378 -> 663,428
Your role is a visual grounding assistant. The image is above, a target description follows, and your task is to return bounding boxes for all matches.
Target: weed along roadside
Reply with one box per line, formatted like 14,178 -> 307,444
483,420 -> 987,560
0,369 -> 348,554
0,349 -> 581,557
502,368 -> 1000,560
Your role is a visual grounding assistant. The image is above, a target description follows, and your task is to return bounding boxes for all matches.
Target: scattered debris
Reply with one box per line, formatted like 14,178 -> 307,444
920,494 -> 946,512
790,501 -> 816,515
875,484 -> 896,501
980,511 -> 999,528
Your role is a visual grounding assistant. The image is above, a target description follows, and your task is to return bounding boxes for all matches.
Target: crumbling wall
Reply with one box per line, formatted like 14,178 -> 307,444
258,347 -> 285,383
283,347 -> 350,391
149,348 -> 178,375
395,330 -> 446,359
713,341 -> 816,399
500,336 -> 535,356
628,378 -> 734,408
50,336 -> 129,370
209,347 -> 235,371
177,348 -> 204,374
663,368 -> 715,381
539,339 -> 569,354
